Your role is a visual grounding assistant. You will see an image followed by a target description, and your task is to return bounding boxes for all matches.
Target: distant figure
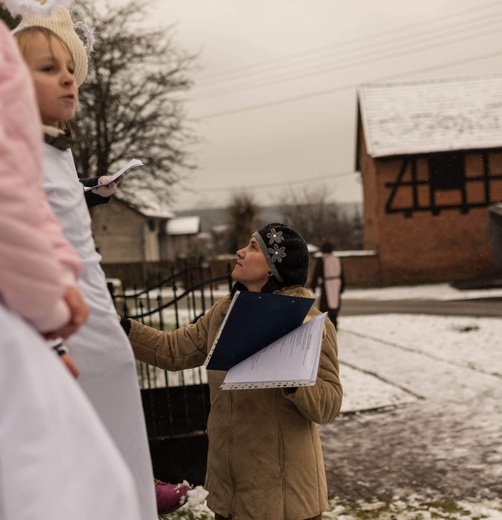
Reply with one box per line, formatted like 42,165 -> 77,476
311,242 -> 345,328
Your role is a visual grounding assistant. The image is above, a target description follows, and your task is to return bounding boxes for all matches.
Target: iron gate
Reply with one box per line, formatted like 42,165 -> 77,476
110,261 -> 233,484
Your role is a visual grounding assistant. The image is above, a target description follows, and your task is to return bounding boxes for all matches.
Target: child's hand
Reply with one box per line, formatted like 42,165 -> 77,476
44,286 -> 89,340
92,175 -> 122,197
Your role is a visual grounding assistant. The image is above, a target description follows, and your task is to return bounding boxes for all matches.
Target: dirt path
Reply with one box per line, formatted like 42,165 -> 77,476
321,395 -> 501,503
340,297 -> 502,318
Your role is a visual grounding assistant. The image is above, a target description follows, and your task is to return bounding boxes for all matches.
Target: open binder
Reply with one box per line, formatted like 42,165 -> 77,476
204,291 -> 326,389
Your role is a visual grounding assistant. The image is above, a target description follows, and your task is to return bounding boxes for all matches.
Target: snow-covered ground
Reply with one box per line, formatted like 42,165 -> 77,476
128,281 -> 502,303
324,284 -> 502,519
338,312 -> 502,413
336,283 -> 502,413
343,282 -> 502,301
162,283 -> 502,519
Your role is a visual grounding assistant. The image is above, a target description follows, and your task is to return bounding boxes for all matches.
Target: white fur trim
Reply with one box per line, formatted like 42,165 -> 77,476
42,124 -> 64,137
73,20 -> 94,56
3,0 -> 71,18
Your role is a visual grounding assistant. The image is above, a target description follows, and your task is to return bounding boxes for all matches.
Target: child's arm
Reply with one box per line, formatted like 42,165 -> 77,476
0,27 -> 85,335
80,176 -> 120,208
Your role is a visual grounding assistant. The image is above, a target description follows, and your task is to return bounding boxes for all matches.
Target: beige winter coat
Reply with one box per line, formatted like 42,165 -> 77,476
128,287 -> 343,520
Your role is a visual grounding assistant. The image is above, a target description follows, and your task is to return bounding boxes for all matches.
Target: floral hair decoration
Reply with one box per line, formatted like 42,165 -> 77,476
253,223 -> 309,287
266,228 -> 286,263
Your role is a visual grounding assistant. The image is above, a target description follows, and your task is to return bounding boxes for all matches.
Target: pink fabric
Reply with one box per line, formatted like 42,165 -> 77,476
0,22 -> 81,328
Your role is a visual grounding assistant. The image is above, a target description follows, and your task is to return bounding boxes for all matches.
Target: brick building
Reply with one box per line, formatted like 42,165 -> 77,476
356,75 -> 502,285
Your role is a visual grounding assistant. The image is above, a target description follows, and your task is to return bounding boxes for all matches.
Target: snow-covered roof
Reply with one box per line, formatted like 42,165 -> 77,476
358,75 -> 502,158
115,191 -> 175,219
165,216 -> 200,235
212,224 -> 228,233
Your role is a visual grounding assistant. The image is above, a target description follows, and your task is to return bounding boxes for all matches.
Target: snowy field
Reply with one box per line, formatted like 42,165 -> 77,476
338,312 -> 502,412
343,282 -> 502,301
160,283 -> 502,519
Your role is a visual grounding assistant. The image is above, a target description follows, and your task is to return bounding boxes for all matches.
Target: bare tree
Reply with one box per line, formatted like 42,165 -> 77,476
71,0 -> 197,210
227,192 -> 262,253
0,4 -> 20,27
276,185 -> 363,250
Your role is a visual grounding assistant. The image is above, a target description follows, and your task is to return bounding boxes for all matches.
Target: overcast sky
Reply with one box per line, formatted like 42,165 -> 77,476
146,0 -> 502,211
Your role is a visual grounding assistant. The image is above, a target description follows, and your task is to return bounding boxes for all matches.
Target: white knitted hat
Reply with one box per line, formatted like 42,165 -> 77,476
17,7 -> 89,86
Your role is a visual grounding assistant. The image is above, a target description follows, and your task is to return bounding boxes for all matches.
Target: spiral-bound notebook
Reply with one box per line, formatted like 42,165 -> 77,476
204,291 -> 326,389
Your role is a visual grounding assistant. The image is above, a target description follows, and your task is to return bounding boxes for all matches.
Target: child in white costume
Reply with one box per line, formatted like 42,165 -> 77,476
0,18 -> 142,520
12,7 -> 158,519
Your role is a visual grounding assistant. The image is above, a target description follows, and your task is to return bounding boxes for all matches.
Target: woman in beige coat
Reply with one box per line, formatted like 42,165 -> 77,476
121,223 -> 343,520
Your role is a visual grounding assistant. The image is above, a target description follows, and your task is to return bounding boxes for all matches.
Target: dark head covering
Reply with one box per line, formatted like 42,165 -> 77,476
253,223 -> 309,287
321,241 -> 334,254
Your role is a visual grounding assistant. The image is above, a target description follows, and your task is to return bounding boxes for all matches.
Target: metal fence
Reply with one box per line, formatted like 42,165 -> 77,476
110,260 -> 233,484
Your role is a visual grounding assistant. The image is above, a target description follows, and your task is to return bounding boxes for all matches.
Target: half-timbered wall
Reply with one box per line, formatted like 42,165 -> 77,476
358,125 -> 502,284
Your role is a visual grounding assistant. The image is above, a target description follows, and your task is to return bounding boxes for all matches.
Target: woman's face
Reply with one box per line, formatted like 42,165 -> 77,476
22,32 -> 78,127
232,237 -> 271,292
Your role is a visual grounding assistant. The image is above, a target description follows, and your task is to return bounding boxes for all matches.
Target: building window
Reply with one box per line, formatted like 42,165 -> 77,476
428,152 -> 465,190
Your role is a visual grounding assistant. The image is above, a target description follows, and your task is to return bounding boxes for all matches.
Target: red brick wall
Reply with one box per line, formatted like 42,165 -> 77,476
338,253 -> 381,287
376,207 -> 494,284
358,124 -> 380,251
358,138 -> 502,284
